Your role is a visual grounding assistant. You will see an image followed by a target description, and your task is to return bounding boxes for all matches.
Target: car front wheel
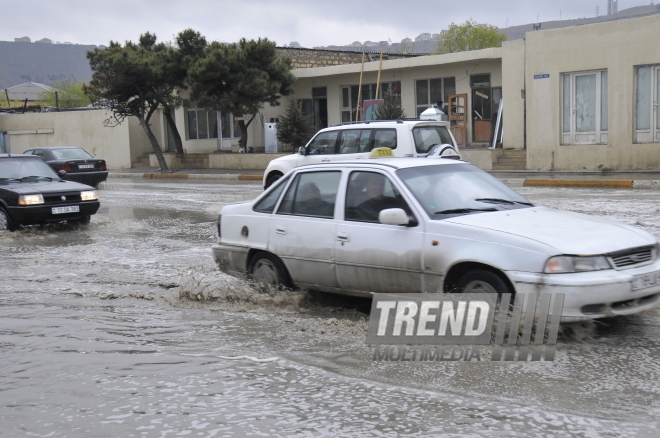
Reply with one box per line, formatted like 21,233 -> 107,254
265,173 -> 282,189
0,207 -> 17,232
248,252 -> 290,291
455,269 -> 512,296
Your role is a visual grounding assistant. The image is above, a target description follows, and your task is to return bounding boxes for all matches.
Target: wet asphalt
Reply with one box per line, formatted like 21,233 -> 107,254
1,179 -> 660,437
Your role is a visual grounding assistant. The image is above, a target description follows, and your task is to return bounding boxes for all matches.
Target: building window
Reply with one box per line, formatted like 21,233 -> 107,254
340,82 -> 401,122
415,77 -> 456,117
562,70 -> 608,145
187,103 -> 218,140
635,65 -> 660,143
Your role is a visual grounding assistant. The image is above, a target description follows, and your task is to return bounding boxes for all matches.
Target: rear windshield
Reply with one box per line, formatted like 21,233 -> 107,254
52,148 -> 94,160
412,126 -> 454,154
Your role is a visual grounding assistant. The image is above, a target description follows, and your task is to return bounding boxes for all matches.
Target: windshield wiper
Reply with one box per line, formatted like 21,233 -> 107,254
475,198 -> 533,206
19,175 -> 55,181
0,177 -> 22,181
435,208 -> 498,215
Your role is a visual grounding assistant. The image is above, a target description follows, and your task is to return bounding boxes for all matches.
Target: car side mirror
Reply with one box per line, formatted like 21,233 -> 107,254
298,146 -> 307,156
379,208 -> 415,226
58,170 -> 67,177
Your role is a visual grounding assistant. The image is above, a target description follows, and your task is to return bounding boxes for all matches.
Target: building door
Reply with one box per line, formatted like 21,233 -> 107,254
471,74 -> 492,143
448,94 -> 467,148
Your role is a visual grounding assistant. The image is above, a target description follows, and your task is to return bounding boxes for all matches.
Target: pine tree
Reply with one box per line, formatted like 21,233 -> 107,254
376,92 -> 407,120
276,97 -> 313,147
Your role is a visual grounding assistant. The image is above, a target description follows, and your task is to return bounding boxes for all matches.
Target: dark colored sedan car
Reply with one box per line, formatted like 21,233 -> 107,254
23,146 -> 108,188
0,154 -> 100,231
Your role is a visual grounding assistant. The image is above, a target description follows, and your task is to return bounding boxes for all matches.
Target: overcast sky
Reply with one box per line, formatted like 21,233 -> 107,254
2,0 -> 654,47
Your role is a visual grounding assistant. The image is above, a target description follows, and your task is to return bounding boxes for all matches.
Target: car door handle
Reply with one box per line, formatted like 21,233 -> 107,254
276,226 -> 287,235
322,158 -> 332,162
337,233 -> 350,242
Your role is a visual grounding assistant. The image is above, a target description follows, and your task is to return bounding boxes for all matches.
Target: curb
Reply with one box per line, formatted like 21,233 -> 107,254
108,173 -> 660,189
523,179 -> 634,189
108,172 -> 263,181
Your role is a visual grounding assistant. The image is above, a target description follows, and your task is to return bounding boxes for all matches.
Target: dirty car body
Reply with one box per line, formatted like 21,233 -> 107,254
214,158 -> 660,321
0,154 -> 100,230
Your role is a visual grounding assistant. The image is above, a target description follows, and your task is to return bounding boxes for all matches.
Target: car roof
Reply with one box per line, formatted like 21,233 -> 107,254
24,146 -> 82,150
323,120 -> 450,130
0,153 -> 42,159
296,157 -> 468,172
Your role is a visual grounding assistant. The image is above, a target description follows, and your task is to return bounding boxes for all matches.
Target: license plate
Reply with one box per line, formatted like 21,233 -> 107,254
78,164 -> 94,169
52,206 -> 80,214
631,270 -> 660,291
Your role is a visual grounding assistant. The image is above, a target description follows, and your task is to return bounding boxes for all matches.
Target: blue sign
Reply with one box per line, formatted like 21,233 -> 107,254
534,74 -> 550,79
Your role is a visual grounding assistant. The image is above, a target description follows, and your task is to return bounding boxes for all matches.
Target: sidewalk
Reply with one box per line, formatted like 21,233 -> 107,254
108,167 -> 660,189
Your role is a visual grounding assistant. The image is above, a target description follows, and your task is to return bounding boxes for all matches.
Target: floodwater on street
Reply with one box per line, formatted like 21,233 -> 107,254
1,179 -> 660,437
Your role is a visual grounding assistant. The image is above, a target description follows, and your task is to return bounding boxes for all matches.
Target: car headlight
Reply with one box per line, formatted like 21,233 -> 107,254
18,194 -> 44,205
80,191 -> 98,201
544,255 -> 612,273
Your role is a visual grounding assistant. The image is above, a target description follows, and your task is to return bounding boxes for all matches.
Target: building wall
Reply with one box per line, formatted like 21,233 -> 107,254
525,14 -> 660,170
290,50 -> 503,145
501,39 -> 526,149
0,109 -> 134,169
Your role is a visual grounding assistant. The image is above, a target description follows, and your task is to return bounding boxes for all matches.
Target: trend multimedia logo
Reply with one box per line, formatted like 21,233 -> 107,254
367,293 -> 564,362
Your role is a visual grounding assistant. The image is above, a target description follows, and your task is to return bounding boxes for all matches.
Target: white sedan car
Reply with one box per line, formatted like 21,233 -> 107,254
213,156 -> 660,321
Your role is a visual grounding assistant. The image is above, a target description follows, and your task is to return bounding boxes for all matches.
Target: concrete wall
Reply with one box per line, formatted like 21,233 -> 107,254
277,47 -> 417,69
128,111 -> 163,163
525,14 -> 660,170
208,153 -> 288,170
0,109 -> 133,169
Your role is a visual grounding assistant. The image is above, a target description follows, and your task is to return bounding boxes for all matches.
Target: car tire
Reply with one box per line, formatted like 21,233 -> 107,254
455,269 -> 512,296
265,173 -> 282,189
0,207 -> 17,232
248,252 -> 290,291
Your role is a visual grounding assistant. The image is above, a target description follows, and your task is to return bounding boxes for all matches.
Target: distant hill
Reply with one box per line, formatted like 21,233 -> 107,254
0,41 -> 96,89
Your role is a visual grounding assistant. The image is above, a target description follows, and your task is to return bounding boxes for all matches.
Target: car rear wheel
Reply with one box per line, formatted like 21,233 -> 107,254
0,207 -> 17,232
248,252 -> 290,291
455,269 -> 512,296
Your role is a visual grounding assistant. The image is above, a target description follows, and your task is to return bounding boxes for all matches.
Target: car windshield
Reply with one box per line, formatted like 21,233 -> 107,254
52,148 -> 94,160
0,158 -> 59,180
412,126 -> 454,153
396,163 -> 532,217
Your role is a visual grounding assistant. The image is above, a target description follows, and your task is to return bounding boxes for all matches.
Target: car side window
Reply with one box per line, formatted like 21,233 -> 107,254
339,129 -> 372,154
277,171 -> 341,219
373,129 -> 397,150
253,176 -> 290,213
345,171 -> 412,223
307,131 -> 338,155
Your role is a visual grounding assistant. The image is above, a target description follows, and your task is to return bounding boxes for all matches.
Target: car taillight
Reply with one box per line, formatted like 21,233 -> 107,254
100,161 -> 107,171
217,214 -> 222,239
60,162 -> 72,172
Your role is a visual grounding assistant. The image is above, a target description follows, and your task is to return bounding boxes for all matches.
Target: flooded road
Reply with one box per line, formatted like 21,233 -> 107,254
1,179 -> 660,437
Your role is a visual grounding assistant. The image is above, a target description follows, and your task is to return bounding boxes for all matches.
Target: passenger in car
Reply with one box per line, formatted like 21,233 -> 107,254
355,173 -> 408,222
295,182 -> 335,218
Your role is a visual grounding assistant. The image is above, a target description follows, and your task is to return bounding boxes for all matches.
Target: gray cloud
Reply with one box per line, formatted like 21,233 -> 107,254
2,0 -> 650,47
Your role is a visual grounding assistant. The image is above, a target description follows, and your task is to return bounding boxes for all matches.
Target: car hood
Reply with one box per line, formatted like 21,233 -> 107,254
444,206 -> 655,255
1,180 -> 94,194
